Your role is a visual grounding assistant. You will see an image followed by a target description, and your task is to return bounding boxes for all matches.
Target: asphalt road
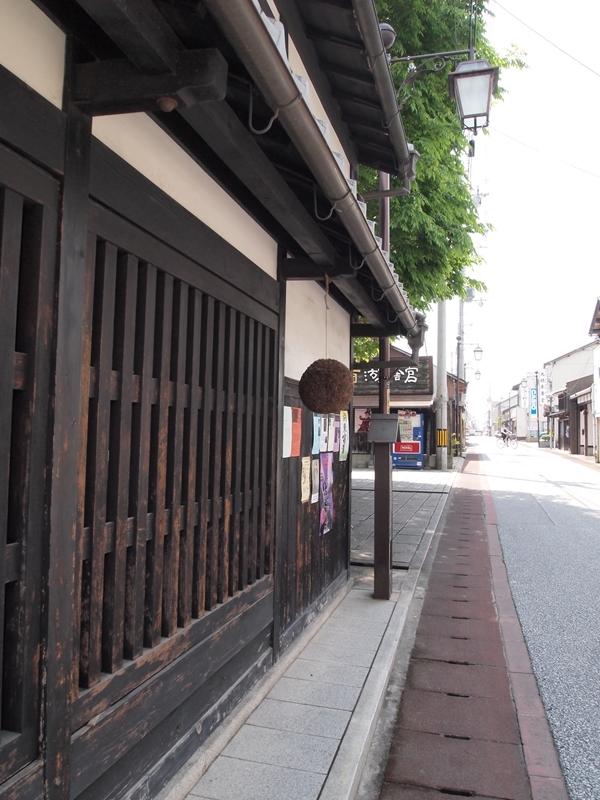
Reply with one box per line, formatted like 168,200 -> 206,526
475,436 -> 600,800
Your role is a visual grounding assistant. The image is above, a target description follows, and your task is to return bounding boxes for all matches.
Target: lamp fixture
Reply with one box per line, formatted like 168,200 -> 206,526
473,345 -> 483,361
475,369 -> 481,380
448,59 -> 499,133
385,1 -> 498,137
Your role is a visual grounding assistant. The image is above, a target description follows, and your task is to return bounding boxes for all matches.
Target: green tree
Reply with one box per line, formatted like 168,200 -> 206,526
355,1 -> 524,361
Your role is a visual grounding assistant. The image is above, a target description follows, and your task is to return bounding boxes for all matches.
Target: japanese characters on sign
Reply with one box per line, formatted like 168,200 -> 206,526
355,357 -> 433,395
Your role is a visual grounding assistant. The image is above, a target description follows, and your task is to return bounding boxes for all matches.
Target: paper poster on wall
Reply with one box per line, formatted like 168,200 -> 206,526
320,414 -> 328,452
339,410 -> 350,461
311,458 -> 319,503
319,452 -> 334,535
312,414 -> 320,454
327,414 -> 335,451
355,407 -> 372,432
291,407 -> 302,457
333,414 -> 340,452
301,456 -> 311,503
282,406 -> 292,458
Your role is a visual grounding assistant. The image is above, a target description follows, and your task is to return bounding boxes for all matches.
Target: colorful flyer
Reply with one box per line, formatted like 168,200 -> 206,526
333,414 -> 340,452
320,414 -> 328,452
301,456 -> 311,503
319,452 -> 334,535
311,458 -> 320,503
282,406 -> 292,458
327,414 -> 335,451
339,410 -> 350,461
291,407 -> 302,457
312,414 -> 321,454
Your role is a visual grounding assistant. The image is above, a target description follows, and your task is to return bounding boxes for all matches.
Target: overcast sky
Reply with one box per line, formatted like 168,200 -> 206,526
423,0 -> 600,426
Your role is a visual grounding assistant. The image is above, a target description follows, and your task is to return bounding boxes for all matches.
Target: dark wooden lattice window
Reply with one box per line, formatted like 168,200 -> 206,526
75,204 -> 276,690
0,144 -> 58,783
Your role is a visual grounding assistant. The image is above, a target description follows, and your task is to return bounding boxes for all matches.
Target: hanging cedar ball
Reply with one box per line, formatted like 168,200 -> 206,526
299,358 -> 354,413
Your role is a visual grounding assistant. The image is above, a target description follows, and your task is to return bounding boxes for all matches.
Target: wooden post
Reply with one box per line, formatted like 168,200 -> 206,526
45,105 -> 91,800
373,440 -> 392,599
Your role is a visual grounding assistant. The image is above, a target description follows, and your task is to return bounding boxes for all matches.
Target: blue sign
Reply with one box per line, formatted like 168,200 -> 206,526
530,387 -> 537,416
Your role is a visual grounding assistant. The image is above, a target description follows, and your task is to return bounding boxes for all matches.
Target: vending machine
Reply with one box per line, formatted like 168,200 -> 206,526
392,410 -> 425,469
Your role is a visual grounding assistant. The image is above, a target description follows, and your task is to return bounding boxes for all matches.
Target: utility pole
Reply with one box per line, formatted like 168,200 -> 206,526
373,172 -> 392,599
457,298 -> 465,453
436,300 -> 448,470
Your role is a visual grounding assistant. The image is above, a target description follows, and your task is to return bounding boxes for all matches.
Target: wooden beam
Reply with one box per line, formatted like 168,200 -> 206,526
178,100 -> 338,268
73,49 -> 227,115
74,0 -> 182,74
319,60 -> 374,87
351,320 -> 407,338
334,275 -> 388,329
280,256 -> 354,280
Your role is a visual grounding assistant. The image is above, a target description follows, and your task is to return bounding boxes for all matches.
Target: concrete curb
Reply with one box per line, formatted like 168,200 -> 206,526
319,488 -> 451,800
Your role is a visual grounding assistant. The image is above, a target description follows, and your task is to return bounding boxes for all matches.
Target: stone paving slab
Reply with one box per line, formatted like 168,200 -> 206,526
411,632 -> 506,667
406,660 -> 512,700
380,786 -> 500,800
189,757 -> 325,800
397,688 -> 521,743
385,729 -> 531,800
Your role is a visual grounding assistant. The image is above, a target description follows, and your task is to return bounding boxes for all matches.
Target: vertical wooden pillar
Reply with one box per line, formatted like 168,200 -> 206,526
373,440 -> 392,600
272,245 -> 287,661
45,105 -> 91,800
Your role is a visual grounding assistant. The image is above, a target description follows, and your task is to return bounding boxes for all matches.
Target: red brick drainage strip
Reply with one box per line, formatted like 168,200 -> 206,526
379,455 -> 568,800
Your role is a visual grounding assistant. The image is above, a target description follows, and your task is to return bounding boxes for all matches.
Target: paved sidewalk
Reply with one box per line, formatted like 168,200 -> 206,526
351,467 -> 458,567
157,468 -> 452,800
375,454 -> 568,800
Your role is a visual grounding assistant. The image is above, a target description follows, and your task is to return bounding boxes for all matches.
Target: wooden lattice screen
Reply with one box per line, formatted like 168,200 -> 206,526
0,145 -> 58,784
74,204 -> 276,692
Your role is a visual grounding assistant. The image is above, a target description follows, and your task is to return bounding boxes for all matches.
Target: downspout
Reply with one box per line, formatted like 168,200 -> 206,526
203,0 -> 425,346
351,0 -> 418,185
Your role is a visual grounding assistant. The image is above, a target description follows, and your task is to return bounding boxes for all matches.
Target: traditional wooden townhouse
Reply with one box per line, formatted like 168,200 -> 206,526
0,1 -> 427,798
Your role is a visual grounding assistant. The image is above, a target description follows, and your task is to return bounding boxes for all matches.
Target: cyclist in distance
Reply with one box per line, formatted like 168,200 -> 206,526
501,424 -> 511,444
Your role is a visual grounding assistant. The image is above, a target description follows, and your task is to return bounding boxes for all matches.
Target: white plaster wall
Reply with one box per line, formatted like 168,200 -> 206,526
0,0 -> 65,108
287,39 -> 350,178
285,281 -> 350,381
92,114 -> 278,278
546,343 -> 597,392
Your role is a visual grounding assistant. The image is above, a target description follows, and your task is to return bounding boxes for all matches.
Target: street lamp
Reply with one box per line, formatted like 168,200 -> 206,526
448,59 -> 499,133
474,369 -> 481,380
473,345 -> 483,361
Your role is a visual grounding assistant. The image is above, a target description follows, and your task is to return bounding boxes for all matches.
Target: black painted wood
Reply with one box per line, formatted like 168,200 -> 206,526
45,106 -> 92,800
69,592 -> 273,798
0,65 -> 65,174
74,0 -> 181,74
89,140 -> 280,318
73,49 -> 227,115
276,379 -> 350,649
0,143 -> 59,787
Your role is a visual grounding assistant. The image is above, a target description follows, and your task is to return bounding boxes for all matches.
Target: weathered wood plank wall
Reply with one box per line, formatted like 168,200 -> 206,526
277,381 -> 350,651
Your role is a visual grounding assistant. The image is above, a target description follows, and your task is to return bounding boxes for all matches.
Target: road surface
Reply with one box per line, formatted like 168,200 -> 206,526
475,436 -> 600,799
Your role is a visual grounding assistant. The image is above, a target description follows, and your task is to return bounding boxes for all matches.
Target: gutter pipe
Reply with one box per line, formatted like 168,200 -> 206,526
203,0 -> 425,344
351,0 -> 419,184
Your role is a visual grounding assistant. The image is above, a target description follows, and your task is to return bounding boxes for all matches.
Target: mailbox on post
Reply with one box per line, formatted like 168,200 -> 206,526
367,413 -> 398,443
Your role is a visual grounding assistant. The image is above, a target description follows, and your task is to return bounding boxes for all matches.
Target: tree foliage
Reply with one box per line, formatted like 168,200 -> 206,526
355,1 -> 524,360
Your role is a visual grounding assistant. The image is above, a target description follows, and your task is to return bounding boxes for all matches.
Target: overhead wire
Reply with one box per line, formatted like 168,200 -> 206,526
491,0 -> 600,79
489,127 -> 600,180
